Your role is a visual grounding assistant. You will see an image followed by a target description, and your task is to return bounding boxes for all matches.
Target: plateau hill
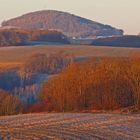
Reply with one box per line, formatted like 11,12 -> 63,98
2,10 -> 123,38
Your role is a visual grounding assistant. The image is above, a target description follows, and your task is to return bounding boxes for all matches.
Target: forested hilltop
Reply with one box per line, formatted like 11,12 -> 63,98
91,35 -> 140,47
2,10 -> 123,38
0,28 -> 69,46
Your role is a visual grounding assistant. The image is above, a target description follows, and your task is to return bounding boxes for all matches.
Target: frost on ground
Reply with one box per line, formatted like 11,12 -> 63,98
0,113 -> 140,140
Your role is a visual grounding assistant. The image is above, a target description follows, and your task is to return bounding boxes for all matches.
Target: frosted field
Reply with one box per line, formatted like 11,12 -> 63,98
0,113 -> 140,140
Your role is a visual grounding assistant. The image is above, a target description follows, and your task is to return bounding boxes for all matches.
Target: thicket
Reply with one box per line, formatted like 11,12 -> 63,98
0,89 -> 21,116
39,57 -> 140,112
0,52 -> 74,116
0,28 -> 69,46
20,52 -> 73,75
1,57 -> 140,115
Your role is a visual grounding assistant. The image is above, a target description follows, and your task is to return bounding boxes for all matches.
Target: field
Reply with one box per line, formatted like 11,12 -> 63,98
0,113 -> 140,139
0,45 -> 140,68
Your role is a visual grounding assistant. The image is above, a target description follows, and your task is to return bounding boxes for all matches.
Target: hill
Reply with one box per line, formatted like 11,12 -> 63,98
92,35 -> 140,47
2,10 -> 123,38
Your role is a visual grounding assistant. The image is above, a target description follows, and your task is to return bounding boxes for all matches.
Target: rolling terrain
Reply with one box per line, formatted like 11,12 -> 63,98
0,45 -> 140,68
0,5 -> 139,140
2,10 -> 123,38
0,45 -> 140,140
0,113 -> 140,139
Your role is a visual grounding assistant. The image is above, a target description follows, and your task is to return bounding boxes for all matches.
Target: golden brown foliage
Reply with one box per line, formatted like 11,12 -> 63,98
40,58 -> 140,112
0,89 -> 21,116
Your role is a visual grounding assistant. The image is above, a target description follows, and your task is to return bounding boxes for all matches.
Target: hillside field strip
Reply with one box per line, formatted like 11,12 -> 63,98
0,45 -> 140,68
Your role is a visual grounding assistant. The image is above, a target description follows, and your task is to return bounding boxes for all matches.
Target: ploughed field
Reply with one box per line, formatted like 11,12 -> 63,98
0,113 -> 140,140
0,45 -> 140,68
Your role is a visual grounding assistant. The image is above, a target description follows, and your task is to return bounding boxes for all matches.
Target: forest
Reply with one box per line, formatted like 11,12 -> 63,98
0,55 -> 140,115
38,57 -> 140,112
0,28 -> 69,46
0,52 -> 73,115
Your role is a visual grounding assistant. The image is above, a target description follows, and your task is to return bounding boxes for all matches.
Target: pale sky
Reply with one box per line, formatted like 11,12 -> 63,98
0,0 -> 140,35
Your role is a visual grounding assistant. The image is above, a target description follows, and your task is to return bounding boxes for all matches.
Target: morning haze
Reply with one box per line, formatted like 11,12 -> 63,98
0,0 -> 140,35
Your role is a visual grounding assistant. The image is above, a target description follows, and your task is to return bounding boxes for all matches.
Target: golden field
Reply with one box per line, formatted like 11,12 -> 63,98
0,45 -> 140,68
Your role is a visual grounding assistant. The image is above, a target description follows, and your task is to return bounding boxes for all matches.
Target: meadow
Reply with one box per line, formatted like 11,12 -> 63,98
0,45 -> 140,68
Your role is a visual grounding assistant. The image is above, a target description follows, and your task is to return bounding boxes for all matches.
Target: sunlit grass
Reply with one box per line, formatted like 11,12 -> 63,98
0,45 -> 140,69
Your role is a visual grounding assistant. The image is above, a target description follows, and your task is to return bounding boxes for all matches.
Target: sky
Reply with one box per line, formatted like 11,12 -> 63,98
0,0 -> 140,35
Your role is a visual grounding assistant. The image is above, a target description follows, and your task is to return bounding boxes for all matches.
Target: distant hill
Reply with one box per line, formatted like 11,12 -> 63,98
0,28 -> 69,46
2,10 -> 123,38
91,35 -> 140,47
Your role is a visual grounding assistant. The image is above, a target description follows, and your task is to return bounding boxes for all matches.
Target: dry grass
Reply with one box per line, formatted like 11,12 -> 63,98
0,45 -> 140,68
0,113 -> 140,139
0,62 -> 22,69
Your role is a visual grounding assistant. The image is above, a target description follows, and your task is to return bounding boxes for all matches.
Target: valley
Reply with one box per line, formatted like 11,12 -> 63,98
0,45 -> 140,115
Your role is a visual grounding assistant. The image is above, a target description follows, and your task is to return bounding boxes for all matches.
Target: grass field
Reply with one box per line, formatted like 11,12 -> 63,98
0,113 -> 140,139
0,45 -> 140,68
